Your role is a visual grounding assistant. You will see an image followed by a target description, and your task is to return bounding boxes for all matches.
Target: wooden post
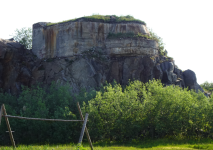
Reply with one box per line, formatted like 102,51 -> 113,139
77,102 -> 94,150
0,105 -> 3,125
78,113 -> 89,144
2,104 -> 16,149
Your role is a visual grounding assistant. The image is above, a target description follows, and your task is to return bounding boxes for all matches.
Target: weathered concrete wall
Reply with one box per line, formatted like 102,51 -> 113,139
106,38 -> 158,56
32,21 -> 158,59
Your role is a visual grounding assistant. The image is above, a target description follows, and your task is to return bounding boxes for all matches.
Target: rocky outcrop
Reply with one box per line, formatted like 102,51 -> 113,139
0,38 -> 204,95
0,38 -> 33,94
183,69 -> 204,92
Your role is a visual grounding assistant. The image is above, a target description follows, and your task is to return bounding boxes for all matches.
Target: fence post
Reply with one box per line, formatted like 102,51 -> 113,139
77,102 -> 93,150
2,104 -> 16,149
78,113 -> 89,144
0,105 -> 3,125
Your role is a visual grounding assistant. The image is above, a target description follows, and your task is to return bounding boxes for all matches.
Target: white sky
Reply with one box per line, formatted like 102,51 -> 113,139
1,0 -> 213,84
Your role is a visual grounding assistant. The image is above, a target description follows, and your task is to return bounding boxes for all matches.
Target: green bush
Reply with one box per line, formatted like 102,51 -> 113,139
82,80 -> 212,141
1,80 -> 213,144
148,29 -> 166,56
11,27 -> 32,49
0,83 -> 84,145
200,81 -> 213,94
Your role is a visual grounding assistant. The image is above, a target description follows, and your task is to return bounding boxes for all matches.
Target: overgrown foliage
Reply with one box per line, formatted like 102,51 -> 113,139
11,27 -> 32,49
201,81 -> 213,94
0,83 -> 95,145
148,28 -> 167,56
46,15 -> 146,26
1,80 -> 213,145
82,80 -> 213,141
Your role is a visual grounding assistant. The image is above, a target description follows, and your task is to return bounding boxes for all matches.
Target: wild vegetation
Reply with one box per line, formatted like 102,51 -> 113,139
1,80 -> 213,146
82,80 -> 213,141
201,81 -> 213,94
148,28 -> 167,56
46,15 -> 146,26
11,27 -> 32,49
0,83 -> 95,145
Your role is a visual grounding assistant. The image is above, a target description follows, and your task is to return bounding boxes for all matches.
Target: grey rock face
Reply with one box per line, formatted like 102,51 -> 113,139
68,58 -> 98,92
0,32 -> 204,95
160,61 -> 177,84
0,38 -> 31,94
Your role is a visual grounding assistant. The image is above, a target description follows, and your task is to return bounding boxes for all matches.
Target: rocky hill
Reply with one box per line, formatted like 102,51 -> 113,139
0,16 -> 204,95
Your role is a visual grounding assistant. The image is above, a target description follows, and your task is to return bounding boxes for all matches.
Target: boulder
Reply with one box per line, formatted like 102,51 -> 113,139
183,69 -> 196,86
183,69 -> 203,92
160,61 -> 177,84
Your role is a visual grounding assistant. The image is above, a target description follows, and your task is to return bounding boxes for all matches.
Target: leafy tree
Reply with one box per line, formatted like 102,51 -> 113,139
11,27 -> 32,49
200,81 -> 213,94
0,82 -> 81,144
83,80 -> 211,141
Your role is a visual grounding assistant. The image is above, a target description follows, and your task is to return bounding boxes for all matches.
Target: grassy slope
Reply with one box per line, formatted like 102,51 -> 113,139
46,15 -> 146,26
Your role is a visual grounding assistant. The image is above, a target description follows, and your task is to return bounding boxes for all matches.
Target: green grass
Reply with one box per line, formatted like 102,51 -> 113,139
93,139 -> 213,150
46,15 -> 146,26
1,139 -> 213,150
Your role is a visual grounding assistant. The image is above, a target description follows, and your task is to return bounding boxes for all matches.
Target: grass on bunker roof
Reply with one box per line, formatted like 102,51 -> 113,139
46,15 -> 146,26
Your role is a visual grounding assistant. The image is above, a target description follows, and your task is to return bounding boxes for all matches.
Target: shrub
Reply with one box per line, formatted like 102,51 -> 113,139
1,80 -> 212,144
82,80 -> 211,141
148,28 -> 166,56
200,81 -> 213,94
0,83 -> 81,144
11,27 -> 32,49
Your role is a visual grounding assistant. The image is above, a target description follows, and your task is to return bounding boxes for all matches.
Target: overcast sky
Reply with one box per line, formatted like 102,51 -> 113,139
1,0 -> 212,84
